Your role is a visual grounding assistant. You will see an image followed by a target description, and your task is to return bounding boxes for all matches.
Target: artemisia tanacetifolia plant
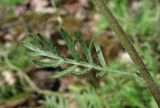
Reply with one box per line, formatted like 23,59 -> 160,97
23,0 -> 160,106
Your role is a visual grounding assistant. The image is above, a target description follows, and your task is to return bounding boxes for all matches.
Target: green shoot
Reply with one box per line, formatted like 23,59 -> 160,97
23,28 -> 141,80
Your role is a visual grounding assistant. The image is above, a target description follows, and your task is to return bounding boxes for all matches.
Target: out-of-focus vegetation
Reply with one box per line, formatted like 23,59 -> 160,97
0,0 -> 22,9
0,0 -> 160,108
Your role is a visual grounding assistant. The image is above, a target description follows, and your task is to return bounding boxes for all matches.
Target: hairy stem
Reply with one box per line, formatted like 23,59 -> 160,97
94,0 -> 160,106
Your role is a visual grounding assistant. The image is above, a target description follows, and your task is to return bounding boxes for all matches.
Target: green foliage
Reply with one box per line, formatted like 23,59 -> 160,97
72,68 -> 91,76
98,72 -> 158,108
97,0 -> 159,38
74,32 -> 93,63
23,28 -> 140,80
33,60 -> 65,68
60,28 -> 80,61
0,78 -> 27,104
0,0 -> 22,9
6,45 -> 32,70
0,0 -> 159,107
74,88 -> 104,108
94,41 -> 107,67
40,95 -> 69,108
41,88 -> 104,108
49,66 -> 77,79
36,33 -> 59,54
135,44 -> 159,77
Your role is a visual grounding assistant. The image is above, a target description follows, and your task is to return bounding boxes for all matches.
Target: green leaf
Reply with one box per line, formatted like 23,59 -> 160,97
96,71 -> 106,77
75,88 -> 104,108
36,33 -> 58,54
60,28 -> 80,61
23,41 -> 60,59
94,41 -> 107,67
74,32 -> 93,63
33,60 -> 65,68
23,41 -> 41,52
89,39 -> 95,50
49,66 -> 77,79
23,30 -> 141,81
72,68 -> 91,76
42,95 -> 69,108
28,33 -> 42,48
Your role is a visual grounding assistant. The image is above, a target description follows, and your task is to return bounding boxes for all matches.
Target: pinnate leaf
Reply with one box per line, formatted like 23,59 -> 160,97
49,66 -> 77,79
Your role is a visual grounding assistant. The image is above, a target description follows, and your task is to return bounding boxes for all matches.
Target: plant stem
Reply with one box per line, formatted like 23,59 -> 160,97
94,0 -> 160,106
65,58 -> 140,79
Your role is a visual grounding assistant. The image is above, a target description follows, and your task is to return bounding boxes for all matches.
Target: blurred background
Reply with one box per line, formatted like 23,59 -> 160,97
0,0 -> 160,107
